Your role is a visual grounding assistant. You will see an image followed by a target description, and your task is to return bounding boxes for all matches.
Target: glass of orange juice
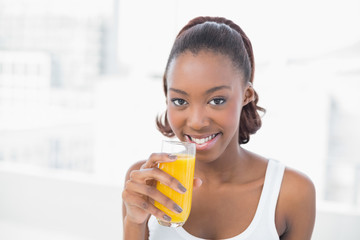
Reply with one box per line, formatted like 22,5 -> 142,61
155,140 -> 196,227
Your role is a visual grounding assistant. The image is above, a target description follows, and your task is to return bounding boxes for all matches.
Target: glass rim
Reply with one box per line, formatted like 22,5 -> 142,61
162,140 -> 195,147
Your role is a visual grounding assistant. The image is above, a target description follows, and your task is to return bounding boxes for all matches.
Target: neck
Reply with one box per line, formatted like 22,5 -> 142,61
195,143 -> 250,186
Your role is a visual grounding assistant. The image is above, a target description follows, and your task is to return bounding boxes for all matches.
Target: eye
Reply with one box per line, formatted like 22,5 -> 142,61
171,98 -> 188,106
209,97 -> 226,106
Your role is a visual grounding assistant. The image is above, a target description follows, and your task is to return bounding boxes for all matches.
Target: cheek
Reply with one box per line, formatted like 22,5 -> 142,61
221,102 -> 242,132
167,108 -> 183,134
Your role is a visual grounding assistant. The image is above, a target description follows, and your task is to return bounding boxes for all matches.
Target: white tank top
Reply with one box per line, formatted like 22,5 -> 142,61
148,159 -> 285,240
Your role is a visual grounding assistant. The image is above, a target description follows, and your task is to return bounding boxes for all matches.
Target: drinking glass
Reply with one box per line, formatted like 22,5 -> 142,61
154,140 -> 196,227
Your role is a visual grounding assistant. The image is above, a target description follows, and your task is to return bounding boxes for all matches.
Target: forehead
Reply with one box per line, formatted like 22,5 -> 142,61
166,50 -> 244,91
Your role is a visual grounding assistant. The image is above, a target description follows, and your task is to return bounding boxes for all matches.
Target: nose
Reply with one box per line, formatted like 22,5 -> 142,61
186,105 -> 210,131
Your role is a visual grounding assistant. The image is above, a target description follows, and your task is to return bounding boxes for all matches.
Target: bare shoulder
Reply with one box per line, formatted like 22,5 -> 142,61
281,167 -> 316,203
277,166 -> 316,239
124,160 -> 146,181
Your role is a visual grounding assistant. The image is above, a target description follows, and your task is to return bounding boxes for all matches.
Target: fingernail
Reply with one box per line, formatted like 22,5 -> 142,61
174,204 -> 183,213
168,154 -> 177,160
163,214 -> 171,222
178,183 -> 187,193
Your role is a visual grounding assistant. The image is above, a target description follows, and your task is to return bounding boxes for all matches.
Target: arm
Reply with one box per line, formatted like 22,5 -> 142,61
122,161 -> 149,240
279,169 -> 316,240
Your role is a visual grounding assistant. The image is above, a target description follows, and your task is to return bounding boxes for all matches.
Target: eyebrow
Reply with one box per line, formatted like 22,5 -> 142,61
169,88 -> 189,96
205,85 -> 231,95
169,85 -> 231,96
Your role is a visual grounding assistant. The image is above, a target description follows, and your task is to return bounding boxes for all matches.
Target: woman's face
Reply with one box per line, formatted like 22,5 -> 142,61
166,50 -> 253,161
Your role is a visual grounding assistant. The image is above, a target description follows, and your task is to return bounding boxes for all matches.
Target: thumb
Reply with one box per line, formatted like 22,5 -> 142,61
193,177 -> 203,190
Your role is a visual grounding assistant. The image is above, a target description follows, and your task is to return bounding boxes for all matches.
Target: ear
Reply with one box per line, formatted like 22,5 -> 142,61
242,82 -> 255,106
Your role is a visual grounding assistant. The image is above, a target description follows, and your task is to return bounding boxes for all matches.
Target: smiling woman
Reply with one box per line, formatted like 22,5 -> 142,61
121,16 -> 316,240
156,18 -> 264,145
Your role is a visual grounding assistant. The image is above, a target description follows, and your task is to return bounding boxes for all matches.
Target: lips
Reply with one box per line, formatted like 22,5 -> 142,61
185,133 -> 221,151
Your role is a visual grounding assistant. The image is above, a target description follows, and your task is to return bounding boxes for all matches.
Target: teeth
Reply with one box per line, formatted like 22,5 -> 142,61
191,134 -> 217,145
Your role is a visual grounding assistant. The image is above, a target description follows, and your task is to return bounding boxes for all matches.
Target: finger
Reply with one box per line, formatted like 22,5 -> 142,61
122,189 -> 172,222
129,168 -> 187,194
125,180 -> 183,216
141,153 -> 177,169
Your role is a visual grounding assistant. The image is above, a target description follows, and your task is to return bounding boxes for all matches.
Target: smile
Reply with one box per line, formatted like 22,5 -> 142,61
188,134 -> 218,144
185,133 -> 221,150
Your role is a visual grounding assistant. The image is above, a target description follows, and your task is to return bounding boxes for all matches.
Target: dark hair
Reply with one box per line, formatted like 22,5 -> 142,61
156,16 -> 265,144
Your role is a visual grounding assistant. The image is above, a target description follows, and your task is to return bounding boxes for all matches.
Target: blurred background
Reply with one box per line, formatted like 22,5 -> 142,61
0,0 -> 359,239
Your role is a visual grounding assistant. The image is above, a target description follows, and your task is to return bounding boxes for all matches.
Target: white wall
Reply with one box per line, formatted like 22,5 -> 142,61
0,168 -> 123,240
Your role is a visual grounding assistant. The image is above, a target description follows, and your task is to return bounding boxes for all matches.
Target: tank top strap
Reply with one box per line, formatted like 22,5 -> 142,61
255,159 -> 285,238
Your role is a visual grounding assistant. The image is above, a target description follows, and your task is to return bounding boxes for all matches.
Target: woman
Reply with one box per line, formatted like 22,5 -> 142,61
122,16 -> 316,240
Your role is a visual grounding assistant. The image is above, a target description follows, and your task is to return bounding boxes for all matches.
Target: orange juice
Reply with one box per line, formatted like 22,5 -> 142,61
155,154 -> 195,226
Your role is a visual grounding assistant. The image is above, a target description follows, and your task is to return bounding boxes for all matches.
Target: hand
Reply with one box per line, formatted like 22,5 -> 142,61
122,153 -> 188,225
